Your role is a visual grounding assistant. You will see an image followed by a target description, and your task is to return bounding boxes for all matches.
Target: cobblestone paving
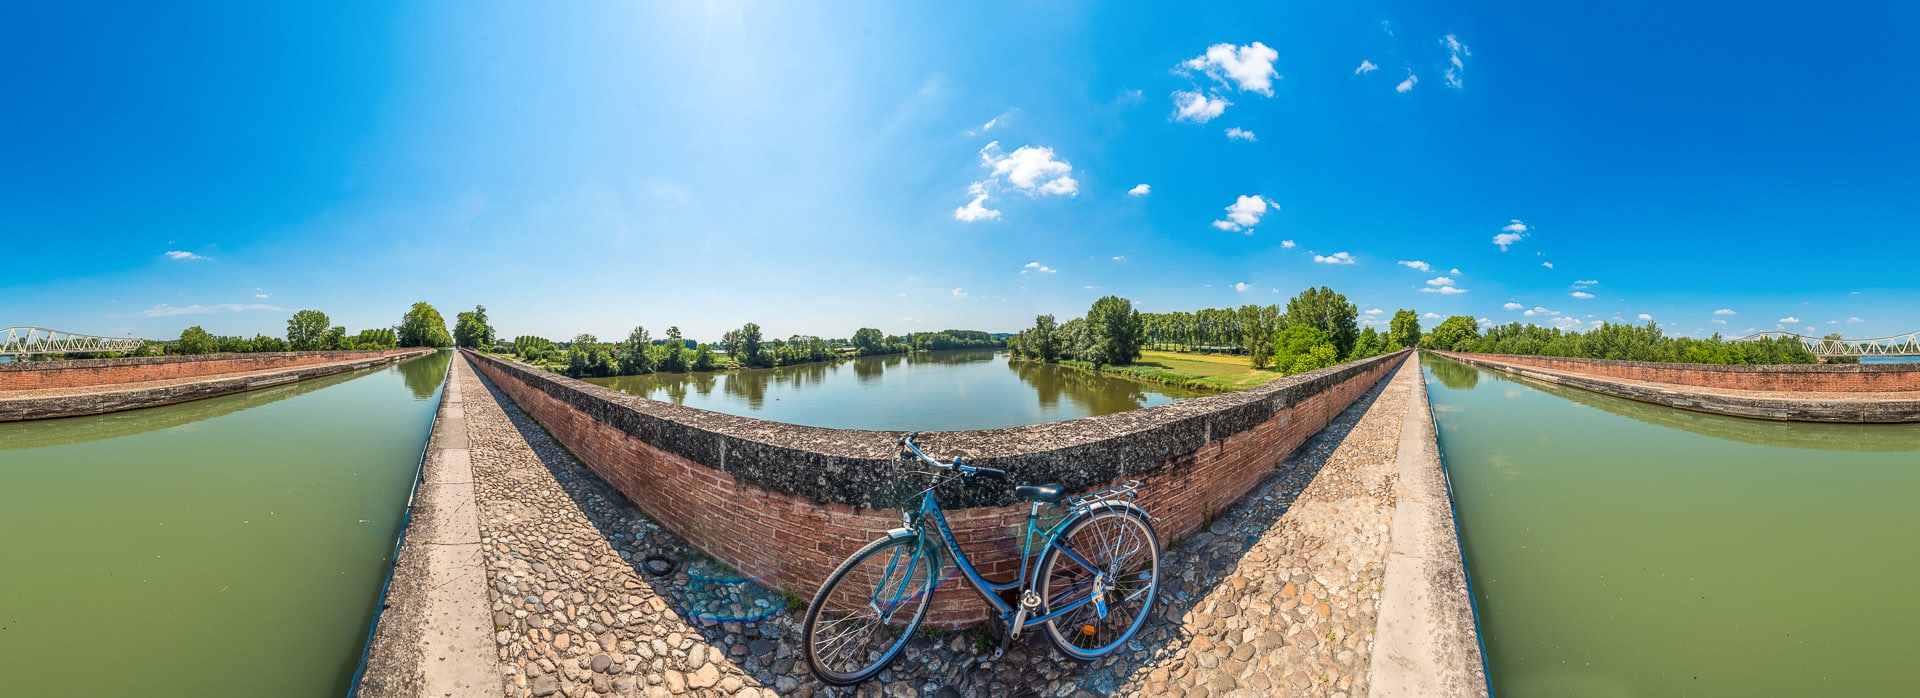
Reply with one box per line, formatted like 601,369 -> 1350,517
459,354 -> 1418,697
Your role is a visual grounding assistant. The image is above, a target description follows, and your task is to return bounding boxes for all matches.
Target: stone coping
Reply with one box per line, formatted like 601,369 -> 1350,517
0,349 -> 434,421
0,348 -> 417,371
1456,352 -> 1920,376
462,349 -> 1412,509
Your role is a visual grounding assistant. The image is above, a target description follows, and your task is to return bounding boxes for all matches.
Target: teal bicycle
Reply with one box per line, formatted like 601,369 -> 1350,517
802,432 -> 1163,685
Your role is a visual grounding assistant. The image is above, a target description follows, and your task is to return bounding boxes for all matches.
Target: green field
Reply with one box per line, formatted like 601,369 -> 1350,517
1065,349 -> 1286,392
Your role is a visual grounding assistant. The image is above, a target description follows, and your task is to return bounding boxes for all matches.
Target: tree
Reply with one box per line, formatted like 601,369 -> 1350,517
398,302 -> 452,348
1822,332 -> 1860,364
323,325 -> 348,350
1272,325 -> 1340,375
1085,296 -> 1145,367
1238,304 -> 1282,369
286,309 -> 331,351
454,305 -> 495,348
1284,287 -> 1360,359
1028,314 -> 1061,362
691,344 -> 718,371
851,328 -> 886,355
177,326 -> 217,355
1388,310 -> 1422,349
1422,315 -> 1481,351
619,326 -> 657,374
1351,327 -> 1386,360
658,326 -> 691,372
733,322 -> 767,368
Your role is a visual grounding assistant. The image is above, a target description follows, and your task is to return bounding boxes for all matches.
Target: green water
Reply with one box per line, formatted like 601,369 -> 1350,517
588,349 -> 1206,430
1422,354 -> 1920,695
0,351 -> 449,696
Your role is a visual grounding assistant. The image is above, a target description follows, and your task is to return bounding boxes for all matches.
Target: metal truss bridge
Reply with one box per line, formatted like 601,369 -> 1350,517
1734,331 -> 1920,358
2,327 -> 144,357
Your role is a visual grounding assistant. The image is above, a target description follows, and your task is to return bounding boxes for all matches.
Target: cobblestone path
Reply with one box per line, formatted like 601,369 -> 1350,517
460,354 -> 1421,697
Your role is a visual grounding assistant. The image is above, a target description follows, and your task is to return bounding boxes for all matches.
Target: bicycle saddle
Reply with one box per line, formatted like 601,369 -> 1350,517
1015,484 -> 1066,503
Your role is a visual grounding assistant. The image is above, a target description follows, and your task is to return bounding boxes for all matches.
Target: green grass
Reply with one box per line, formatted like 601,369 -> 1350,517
1055,349 -> 1288,392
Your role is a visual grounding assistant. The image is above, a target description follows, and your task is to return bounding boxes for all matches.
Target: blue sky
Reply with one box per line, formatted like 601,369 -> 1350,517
4,1 -> 1916,343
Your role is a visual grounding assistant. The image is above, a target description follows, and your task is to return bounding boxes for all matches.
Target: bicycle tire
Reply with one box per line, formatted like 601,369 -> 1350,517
802,532 -> 938,685
1035,504 -> 1162,661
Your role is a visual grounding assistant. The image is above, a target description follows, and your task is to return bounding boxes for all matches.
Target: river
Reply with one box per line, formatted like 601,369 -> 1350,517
1421,353 -> 1920,695
0,351 -> 450,696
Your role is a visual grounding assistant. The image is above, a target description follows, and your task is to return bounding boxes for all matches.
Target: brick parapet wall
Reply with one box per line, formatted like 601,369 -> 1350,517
0,349 -> 429,392
1436,351 -> 1920,392
466,349 -> 1406,627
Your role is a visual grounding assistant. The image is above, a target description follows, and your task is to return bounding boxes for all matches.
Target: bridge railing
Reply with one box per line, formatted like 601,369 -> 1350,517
1733,331 -> 1920,358
1,327 -> 145,356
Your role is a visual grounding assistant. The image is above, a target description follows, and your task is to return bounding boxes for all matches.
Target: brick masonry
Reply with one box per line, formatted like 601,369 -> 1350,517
465,348 -> 1407,626
1440,351 -> 1920,392
0,348 -> 427,392
0,349 -> 434,421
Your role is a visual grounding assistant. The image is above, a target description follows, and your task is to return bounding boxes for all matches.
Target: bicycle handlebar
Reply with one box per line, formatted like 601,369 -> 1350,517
899,432 -> 1003,482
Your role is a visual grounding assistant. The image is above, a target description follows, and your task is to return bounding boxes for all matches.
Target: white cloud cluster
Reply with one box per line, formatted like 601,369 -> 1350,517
1398,260 -> 1432,272
1128,183 -> 1151,196
1421,277 -> 1466,294
1211,195 -> 1272,233
1314,251 -> 1357,265
1779,316 -> 1800,323
1572,279 -> 1598,289
1225,127 -> 1257,141
1639,313 -> 1654,321
1172,90 -> 1231,123
1494,219 -> 1527,250
956,142 -> 1078,222
1364,308 -> 1385,316
963,109 -> 1014,137
1023,262 -> 1056,274
1425,276 -> 1454,286
1503,302 -> 1523,311
1541,261 -> 1554,269
1395,73 -> 1417,93
952,288 -> 967,298
1442,34 -> 1470,89
1356,60 -> 1378,75
165,250 -> 206,261
1281,240 -> 1296,249
1571,291 -> 1595,299
141,303 -> 286,317
1714,308 -> 1737,315
1234,282 -> 1252,292
1182,42 -> 1281,95
1423,312 -> 1442,319
1524,306 -> 1558,317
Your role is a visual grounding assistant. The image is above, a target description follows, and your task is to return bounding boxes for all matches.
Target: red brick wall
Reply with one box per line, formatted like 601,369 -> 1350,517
471,353 -> 1402,627
0,349 -> 427,392
1443,352 -> 1920,393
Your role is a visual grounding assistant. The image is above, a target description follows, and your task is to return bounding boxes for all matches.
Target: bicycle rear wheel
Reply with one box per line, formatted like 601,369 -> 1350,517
1036,504 -> 1161,660
802,533 -> 937,685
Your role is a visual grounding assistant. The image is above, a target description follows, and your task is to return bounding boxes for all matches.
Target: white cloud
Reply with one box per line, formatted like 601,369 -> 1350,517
1639,313 -> 1655,321
1233,282 -> 1252,293
1224,127 -> 1257,141
1541,261 -> 1554,269
1827,320 -> 1839,325
1503,302 -> 1523,311
1356,60 -> 1378,75
1711,319 -> 1727,325
1805,326 -> 1817,333
1128,183 -> 1151,196
1478,317 -> 1492,326
1313,251 -> 1356,265
254,293 -> 269,299
164,250 -> 206,261
1395,73 -> 1418,93
1494,220 -> 1527,250
1281,240 -> 1296,249
1848,316 -> 1864,323
1425,276 -> 1454,286
1182,42 -> 1281,95
1571,291 -> 1595,299
1442,34 -> 1470,89
1713,308 -> 1737,315
1212,194 -> 1272,233
1023,262 -> 1056,274
953,192 -> 1000,222
1524,306 -> 1558,317
1364,308 -> 1385,316
1779,316 -> 1800,323
1573,279 -> 1599,286
952,288 -> 967,298
980,142 -> 1078,196
1421,286 -> 1467,295
1550,316 -> 1587,330
1398,260 -> 1432,272
1172,90 -> 1231,123
1450,268 -> 1462,276
1111,255 -> 1127,262
140,303 -> 287,318
963,109 -> 1014,137
1423,312 -> 1442,319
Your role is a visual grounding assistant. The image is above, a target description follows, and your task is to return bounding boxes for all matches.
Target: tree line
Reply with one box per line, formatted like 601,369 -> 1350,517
1011,288 -> 1419,376
515,322 -> 1007,378
157,302 -> 458,356
1417,316 -> 1820,364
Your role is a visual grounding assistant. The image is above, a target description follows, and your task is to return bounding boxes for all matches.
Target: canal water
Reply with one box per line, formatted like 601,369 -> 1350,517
0,351 -> 450,697
1421,354 -> 1920,695
587,349 -> 1206,430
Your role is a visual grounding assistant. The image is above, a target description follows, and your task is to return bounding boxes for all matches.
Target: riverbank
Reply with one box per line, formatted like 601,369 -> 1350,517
0,348 -> 433,421
1435,351 -> 1920,423
1045,349 -> 1290,393
364,350 -> 1482,696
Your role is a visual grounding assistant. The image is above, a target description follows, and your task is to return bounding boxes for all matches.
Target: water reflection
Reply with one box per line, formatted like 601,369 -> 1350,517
1425,355 -> 1480,390
0,351 -> 449,451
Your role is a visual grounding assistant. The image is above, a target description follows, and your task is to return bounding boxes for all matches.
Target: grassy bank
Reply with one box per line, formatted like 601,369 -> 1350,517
1055,349 -> 1287,392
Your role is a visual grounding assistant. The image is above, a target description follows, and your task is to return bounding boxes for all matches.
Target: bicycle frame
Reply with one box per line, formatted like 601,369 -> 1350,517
872,471 -> 1111,631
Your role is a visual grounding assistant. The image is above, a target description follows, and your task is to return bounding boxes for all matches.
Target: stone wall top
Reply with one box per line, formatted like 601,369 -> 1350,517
462,348 -> 1410,509
1456,352 -> 1920,375
0,348 -> 424,372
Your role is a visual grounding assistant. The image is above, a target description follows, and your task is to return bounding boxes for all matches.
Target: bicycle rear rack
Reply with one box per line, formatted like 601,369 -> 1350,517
1069,479 -> 1142,514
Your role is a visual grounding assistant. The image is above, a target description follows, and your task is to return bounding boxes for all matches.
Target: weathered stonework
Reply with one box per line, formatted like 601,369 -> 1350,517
0,349 -> 432,421
1438,351 -> 1920,423
0,348 -> 427,391
464,349 -> 1408,626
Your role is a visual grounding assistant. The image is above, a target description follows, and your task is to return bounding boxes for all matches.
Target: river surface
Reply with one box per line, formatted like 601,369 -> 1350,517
586,349 -> 1206,430
1421,354 -> 1920,695
0,350 -> 449,697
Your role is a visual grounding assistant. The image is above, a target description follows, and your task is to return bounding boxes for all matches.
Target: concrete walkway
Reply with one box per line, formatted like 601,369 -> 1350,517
378,353 -> 1479,697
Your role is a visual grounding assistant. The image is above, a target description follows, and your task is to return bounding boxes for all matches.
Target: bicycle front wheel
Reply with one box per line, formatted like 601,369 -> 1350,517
802,532 -> 937,685
1037,504 -> 1162,660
